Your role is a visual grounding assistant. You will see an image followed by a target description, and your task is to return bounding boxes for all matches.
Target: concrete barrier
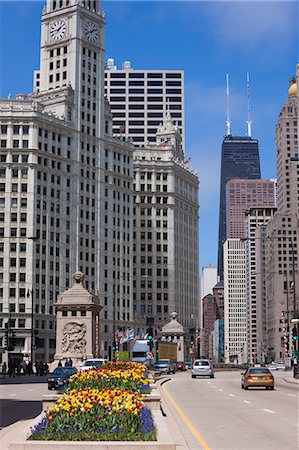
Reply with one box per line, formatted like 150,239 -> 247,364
6,410 -> 176,450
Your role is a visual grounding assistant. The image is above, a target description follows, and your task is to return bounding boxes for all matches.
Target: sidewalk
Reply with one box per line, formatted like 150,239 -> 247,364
283,375 -> 299,384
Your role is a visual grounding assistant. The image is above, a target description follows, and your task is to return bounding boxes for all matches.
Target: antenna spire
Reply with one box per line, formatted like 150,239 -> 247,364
226,73 -> 231,136
246,72 -> 252,137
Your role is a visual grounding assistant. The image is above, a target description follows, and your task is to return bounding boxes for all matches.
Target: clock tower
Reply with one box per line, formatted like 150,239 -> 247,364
38,0 -> 105,137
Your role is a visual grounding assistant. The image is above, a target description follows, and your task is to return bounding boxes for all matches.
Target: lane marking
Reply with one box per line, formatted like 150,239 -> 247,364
9,393 -> 16,397
243,400 -> 251,404
229,394 -> 235,397
288,394 -> 296,397
28,389 -> 34,392
263,408 -> 275,414
219,389 -> 223,392
212,385 -> 216,388
163,385 -> 212,450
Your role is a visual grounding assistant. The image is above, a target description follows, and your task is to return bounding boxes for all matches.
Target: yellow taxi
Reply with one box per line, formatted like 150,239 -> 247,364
241,367 -> 274,390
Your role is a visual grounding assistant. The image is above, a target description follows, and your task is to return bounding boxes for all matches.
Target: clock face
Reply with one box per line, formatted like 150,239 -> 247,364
50,20 -> 66,41
85,21 -> 98,43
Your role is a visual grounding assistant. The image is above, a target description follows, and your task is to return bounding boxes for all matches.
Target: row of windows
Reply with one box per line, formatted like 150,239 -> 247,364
106,80 -> 181,87
111,104 -> 182,111
1,139 -> 29,148
106,72 -> 182,79
110,96 -> 182,103
107,89 -> 182,95
0,183 -> 27,193
1,125 -> 29,135
0,168 -> 28,178
112,112 -> 181,118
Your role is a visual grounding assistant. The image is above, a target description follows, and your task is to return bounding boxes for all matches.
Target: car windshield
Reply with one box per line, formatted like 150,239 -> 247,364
194,360 -> 210,366
156,360 -> 169,364
248,368 -> 271,374
53,368 -> 76,376
84,360 -> 103,367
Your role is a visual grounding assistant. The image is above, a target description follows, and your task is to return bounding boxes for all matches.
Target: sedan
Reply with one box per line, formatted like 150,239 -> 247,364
153,359 -> 176,374
192,359 -> 214,378
241,367 -> 274,390
276,361 -> 286,370
268,362 -> 278,371
48,367 -> 77,390
176,361 -> 187,371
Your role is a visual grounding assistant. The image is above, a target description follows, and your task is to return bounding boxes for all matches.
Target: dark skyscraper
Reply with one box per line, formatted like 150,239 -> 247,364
217,136 -> 261,278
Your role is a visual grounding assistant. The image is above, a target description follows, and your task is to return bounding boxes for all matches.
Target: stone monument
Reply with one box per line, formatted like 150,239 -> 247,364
161,312 -> 185,361
50,272 -> 102,370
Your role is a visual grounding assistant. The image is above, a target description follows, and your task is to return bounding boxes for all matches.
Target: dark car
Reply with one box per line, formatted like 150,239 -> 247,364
153,359 -> 176,374
48,367 -> 77,390
176,361 -> 187,371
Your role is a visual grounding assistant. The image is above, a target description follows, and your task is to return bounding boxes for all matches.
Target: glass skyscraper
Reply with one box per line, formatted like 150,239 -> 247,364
217,135 -> 261,278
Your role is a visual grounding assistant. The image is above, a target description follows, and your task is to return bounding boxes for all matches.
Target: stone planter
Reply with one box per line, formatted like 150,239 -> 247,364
42,391 -> 161,412
7,410 -> 176,450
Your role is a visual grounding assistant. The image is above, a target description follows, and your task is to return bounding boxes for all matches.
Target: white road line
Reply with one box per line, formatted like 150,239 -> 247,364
288,393 -> 296,397
229,394 -> 235,397
212,385 -> 216,388
219,389 -> 223,392
243,400 -> 251,404
263,408 -> 275,414
28,389 -> 34,392
9,393 -> 16,397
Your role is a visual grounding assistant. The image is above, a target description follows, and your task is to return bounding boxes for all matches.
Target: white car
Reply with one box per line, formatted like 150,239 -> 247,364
268,362 -> 278,371
79,358 -> 107,371
276,361 -> 286,370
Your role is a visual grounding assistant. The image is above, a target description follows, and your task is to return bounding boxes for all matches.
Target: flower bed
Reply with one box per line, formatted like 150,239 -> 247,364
30,387 -> 156,441
30,362 -> 158,442
67,362 -> 151,394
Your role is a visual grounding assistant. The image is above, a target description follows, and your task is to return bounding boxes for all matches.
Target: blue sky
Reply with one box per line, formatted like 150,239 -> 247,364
0,1 -> 298,271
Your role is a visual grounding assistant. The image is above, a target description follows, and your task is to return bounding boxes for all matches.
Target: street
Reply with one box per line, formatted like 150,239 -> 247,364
162,369 -> 299,450
0,375 -> 49,429
0,370 -> 298,450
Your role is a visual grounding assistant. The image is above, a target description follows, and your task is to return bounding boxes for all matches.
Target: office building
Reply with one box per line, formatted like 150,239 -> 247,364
265,69 -> 299,362
104,59 -> 185,151
244,207 -> 277,364
0,0 -> 134,363
133,112 -> 199,335
226,178 -> 276,239
223,239 -> 247,364
218,136 -> 261,278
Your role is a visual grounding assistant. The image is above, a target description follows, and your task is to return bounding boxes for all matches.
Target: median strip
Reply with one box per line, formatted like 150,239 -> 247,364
162,385 -> 212,450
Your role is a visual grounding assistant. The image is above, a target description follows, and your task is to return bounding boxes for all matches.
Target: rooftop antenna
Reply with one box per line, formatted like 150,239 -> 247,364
246,72 -> 252,137
226,73 -> 231,136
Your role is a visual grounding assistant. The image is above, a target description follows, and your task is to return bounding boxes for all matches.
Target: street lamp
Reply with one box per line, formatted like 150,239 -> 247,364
27,289 -> 34,366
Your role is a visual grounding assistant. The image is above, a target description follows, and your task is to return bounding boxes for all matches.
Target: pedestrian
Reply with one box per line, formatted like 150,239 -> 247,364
34,361 -> 40,376
64,358 -> 72,367
58,360 -> 62,367
2,362 -> 7,378
16,363 -> 21,378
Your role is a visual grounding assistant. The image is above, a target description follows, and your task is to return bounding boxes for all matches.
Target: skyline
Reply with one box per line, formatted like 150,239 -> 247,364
0,0 -> 297,270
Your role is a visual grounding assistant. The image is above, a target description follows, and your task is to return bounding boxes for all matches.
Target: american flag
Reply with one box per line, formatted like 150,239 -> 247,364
184,157 -> 191,164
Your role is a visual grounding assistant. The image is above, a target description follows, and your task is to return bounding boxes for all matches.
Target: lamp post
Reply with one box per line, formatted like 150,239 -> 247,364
27,289 -> 34,366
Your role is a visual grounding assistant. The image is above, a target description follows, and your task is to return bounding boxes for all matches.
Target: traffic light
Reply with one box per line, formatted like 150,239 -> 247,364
147,327 -> 153,341
190,335 -> 194,346
112,341 -> 116,351
292,327 -> 298,342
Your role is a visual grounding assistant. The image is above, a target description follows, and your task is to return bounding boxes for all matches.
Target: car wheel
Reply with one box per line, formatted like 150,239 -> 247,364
210,375 -> 214,378
270,386 -> 274,390
241,384 -> 244,389
48,386 -> 52,390
244,385 -> 249,390
192,375 -> 196,379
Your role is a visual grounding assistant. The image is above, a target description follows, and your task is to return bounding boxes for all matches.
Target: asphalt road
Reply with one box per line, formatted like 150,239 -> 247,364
0,375 -> 49,429
163,370 -> 299,450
